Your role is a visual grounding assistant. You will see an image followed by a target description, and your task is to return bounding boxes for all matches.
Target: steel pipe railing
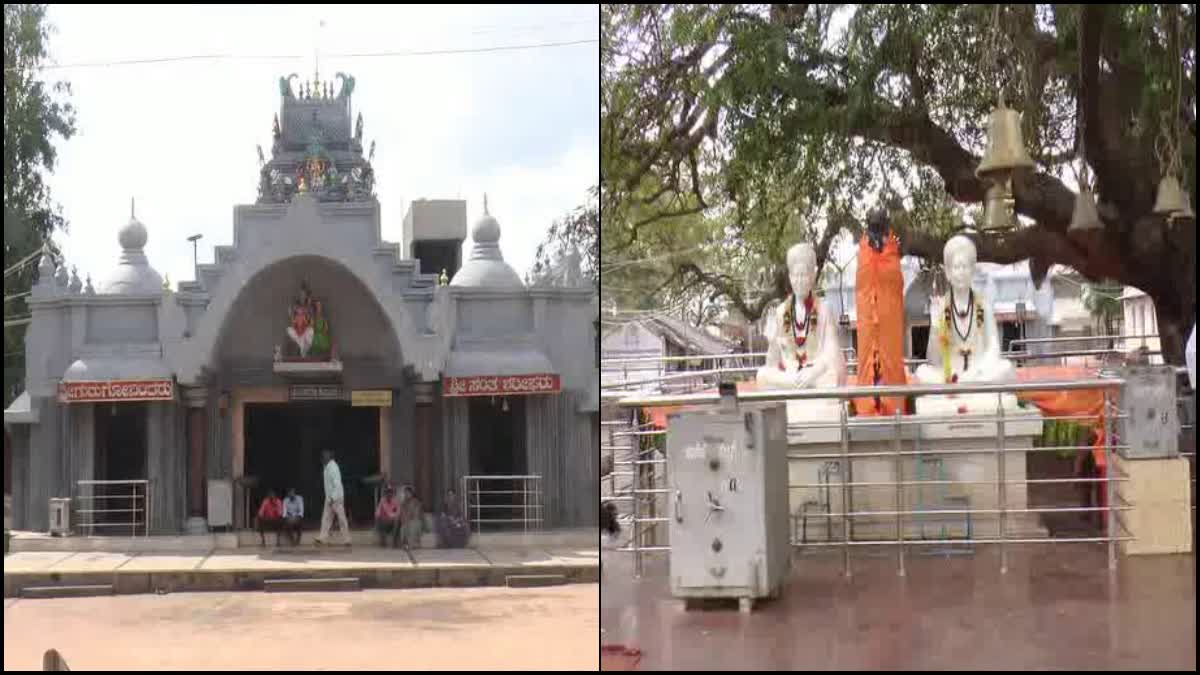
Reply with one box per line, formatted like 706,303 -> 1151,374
615,378 -> 1123,408
1009,334 -> 1159,348
461,475 -> 543,534
74,479 -> 151,537
603,374 -> 1193,579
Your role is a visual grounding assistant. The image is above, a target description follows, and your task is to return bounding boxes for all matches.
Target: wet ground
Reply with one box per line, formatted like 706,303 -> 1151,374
5,584 -> 599,670
601,546 -> 1195,670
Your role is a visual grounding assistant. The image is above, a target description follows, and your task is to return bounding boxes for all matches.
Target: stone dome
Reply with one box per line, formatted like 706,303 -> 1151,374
101,213 -> 163,294
118,216 -> 148,250
450,198 -> 524,289
472,211 -> 501,244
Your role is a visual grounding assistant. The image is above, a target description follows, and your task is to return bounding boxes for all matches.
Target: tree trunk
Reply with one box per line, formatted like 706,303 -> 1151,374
1150,265 -> 1195,366
1155,307 -> 1190,367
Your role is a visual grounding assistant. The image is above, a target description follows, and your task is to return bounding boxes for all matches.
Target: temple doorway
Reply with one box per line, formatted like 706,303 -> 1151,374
92,402 -> 148,535
468,396 -> 528,530
244,403 -> 379,527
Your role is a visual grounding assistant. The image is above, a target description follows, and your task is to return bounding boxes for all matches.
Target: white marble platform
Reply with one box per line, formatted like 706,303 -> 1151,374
787,411 -> 1046,542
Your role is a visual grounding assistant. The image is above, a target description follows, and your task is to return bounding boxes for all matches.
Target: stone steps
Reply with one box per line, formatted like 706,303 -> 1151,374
21,584 -> 114,599
505,574 -> 567,588
264,577 -> 360,593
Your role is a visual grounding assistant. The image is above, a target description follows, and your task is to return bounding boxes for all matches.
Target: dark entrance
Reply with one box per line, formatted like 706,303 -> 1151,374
244,403 -> 379,527
911,325 -> 931,360
468,396 -> 528,531
92,402 -> 148,535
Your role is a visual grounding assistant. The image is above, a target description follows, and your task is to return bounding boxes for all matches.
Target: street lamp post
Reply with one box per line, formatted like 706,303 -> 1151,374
187,234 -> 203,284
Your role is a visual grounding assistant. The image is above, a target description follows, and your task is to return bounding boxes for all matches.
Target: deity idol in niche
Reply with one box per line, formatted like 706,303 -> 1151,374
286,282 -> 316,358
757,242 -> 846,419
914,235 -> 1018,414
310,299 -> 332,358
853,208 -> 908,416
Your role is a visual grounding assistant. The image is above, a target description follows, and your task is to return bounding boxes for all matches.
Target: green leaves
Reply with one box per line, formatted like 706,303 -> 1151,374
4,4 -> 76,408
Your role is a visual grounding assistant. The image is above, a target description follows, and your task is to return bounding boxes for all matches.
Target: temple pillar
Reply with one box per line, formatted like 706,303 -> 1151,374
184,387 -> 209,534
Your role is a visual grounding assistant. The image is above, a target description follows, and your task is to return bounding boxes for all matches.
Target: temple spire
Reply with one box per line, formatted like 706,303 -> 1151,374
483,193 -> 489,215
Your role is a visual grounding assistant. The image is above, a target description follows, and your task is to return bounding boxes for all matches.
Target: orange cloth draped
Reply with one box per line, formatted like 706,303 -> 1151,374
853,232 -> 907,416
1013,365 -> 1119,473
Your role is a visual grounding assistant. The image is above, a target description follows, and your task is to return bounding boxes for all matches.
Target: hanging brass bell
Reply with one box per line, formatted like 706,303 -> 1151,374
980,182 -> 1017,230
1069,187 -> 1102,232
976,103 -> 1036,180
1153,175 -> 1186,215
1171,189 -> 1195,221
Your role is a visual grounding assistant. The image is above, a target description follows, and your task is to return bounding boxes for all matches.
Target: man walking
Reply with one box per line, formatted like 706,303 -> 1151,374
315,450 -> 351,546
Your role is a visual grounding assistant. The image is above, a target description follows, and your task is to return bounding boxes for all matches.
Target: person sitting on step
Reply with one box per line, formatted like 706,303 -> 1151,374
255,489 -> 284,547
374,485 -> 402,548
281,487 -> 304,546
398,486 -> 423,550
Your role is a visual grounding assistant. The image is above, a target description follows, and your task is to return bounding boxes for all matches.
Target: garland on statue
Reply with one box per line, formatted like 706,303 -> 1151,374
938,289 -> 985,383
779,292 -> 819,370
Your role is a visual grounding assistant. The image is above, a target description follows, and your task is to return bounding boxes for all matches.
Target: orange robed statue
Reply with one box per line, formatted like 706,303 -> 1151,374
853,209 -> 907,416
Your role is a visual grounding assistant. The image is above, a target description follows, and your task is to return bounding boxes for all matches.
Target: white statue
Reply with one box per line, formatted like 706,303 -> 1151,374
914,235 -> 1018,414
1187,323 -> 1196,391
757,242 -> 845,393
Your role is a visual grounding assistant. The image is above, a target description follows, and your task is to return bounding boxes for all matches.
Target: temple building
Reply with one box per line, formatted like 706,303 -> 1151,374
4,73 -> 599,535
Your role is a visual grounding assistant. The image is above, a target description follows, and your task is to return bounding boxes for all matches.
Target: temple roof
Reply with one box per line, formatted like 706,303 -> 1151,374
256,71 -> 375,204
450,197 -> 525,289
101,208 -> 164,295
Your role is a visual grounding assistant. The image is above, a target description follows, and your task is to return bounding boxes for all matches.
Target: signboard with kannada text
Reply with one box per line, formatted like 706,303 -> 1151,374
58,379 -> 175,403
443,373 -> 561,397
351,390 -> 393,407
289,384 -> 346,401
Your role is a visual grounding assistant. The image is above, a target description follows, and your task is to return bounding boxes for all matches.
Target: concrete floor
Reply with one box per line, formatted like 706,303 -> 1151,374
5,585 -> 599,670
601,546 -> 1196,670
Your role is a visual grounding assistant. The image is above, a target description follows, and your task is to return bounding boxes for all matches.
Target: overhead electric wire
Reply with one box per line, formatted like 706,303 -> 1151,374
8,38 -> 599,73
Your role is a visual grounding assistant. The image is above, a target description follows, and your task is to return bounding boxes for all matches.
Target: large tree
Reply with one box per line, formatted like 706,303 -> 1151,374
602,4 -> 1196,363
4,4 -> 76,407
529,185 -> 600,289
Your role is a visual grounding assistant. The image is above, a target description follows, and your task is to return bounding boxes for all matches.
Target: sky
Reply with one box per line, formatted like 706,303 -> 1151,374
41,4 -> 599,289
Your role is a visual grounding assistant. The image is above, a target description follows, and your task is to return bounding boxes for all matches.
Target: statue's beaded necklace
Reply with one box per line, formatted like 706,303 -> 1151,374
780,292 -> 819,370
940,288 -> 986,381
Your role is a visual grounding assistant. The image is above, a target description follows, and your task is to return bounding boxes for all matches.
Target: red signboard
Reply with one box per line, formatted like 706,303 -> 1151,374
58,379 -> 175,403
443,373 -> 560,397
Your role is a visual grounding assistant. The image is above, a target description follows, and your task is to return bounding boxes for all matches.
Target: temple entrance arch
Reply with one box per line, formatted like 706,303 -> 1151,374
209,255 -> 408,529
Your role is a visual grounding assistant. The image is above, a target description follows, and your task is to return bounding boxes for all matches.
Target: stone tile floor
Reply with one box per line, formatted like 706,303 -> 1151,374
601,545 -> 1195,670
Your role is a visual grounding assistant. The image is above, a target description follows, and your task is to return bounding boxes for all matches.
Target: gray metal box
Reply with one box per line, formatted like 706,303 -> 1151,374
207,479 -> 233,529
666,403 -> 790,607
1119,365 -> 1179,460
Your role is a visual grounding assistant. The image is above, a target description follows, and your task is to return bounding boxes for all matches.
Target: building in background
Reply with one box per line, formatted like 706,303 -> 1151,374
1121,287 -> 1164,365
600,314 -> 739,395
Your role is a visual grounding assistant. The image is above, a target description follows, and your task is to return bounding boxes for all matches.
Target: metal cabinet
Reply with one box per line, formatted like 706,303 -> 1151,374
666,402 -> 790,609
1120,365 -> 1179,460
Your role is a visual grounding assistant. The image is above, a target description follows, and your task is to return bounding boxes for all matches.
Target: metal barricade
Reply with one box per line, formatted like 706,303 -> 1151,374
461,475 -> 544,534
613,378 -> 1142,578
73,479 -> 151,537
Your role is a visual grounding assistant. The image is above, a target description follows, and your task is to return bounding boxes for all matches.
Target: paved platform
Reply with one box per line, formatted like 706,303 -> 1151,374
7,527 -> 595,553
602,546 -> 1195,670
3,546 -> 598,598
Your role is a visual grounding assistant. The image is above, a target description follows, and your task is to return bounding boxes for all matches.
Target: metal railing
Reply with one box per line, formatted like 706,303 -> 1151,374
1010,334 -> 1159,349
74,480 -> 151,537
608,378 -> 1147,578
600,353 -> 1161,393
461,475 -> 544,534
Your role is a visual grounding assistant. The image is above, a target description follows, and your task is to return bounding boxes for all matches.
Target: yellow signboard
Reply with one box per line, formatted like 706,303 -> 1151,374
351,390 -> 393,407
